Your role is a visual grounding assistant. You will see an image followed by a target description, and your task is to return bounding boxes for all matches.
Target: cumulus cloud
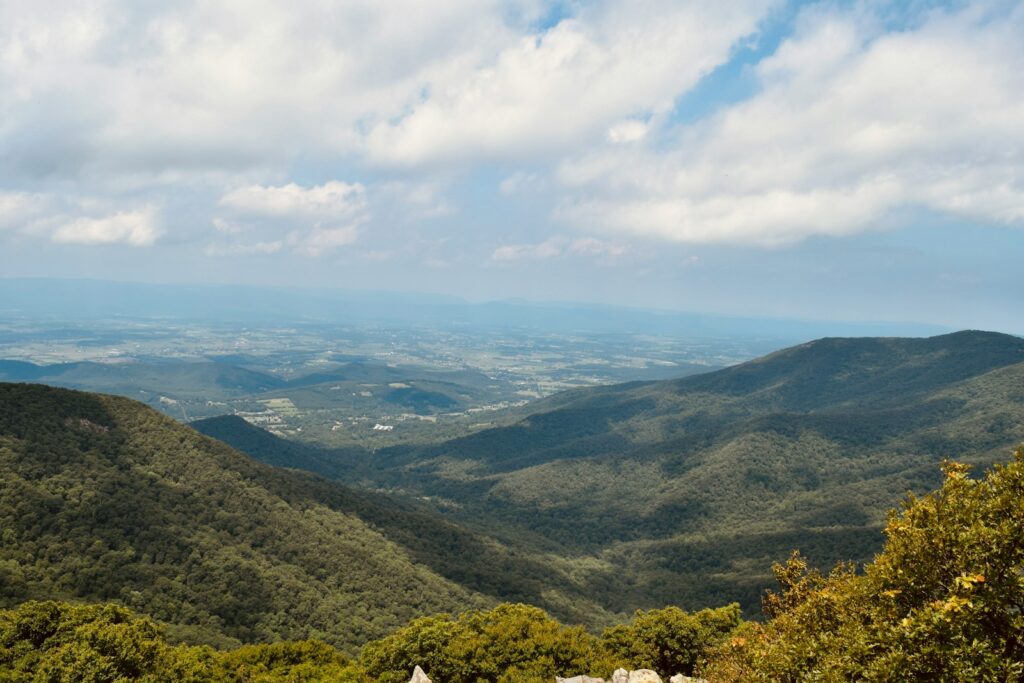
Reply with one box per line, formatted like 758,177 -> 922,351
51,207 -> 161,246
366,0 -> 775,165
0,191 -> 47,231
216,180 -> 367,256
221,181 -> 367,220
557,3 -> 1024,245
567,237 -> 627,259
0,0 -> 533,180
606,120 -> 649,144
3,0 -> 1021,269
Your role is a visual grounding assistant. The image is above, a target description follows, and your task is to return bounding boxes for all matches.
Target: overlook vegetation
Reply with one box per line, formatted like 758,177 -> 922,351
199,330 -> 1024,617
3,447 -> 1022,681
706,446 -> 1024,681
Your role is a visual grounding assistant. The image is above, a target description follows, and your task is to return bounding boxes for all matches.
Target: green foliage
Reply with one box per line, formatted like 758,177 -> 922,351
0,600 -> 367,682
360,604 -> 615,683
600,604 -> 742,677
220,641 -> 367,682
358,602 -> 743,683
703,446 -> 1024,681
0,383 -> 486,652
252,330 -> 1023,620
0,600 -> 220,682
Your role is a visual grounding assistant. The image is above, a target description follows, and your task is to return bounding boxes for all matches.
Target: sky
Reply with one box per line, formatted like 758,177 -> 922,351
0,0 -> 1022,332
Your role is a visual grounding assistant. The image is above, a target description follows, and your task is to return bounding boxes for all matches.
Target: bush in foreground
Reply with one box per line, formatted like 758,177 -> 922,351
0,600 -> 364,682
704,446 -> 1024,681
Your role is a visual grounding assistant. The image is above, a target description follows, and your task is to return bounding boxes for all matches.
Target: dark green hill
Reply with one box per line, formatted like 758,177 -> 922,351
0,360 -> 285,399
189,414 -> 356,478
206,331 -> 1024,617
673,330 -> 1024,408
0,383 -> 620,651
0,360 -> 45,381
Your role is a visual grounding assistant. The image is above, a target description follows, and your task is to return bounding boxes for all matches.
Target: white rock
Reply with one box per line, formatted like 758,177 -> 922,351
612,668 -> 630,683
409,665 -> 432,683
628,670 -> 663,683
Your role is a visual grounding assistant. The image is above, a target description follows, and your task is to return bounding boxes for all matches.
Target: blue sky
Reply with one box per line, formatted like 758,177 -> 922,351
0,0 -> 1022,332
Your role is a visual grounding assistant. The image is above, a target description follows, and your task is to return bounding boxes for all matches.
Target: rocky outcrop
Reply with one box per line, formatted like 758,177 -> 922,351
611,669 -> 630,683
669,676 -> 707,683
556,677 -> 605,683
627,670 -> 662,683
409,665 -> 432,683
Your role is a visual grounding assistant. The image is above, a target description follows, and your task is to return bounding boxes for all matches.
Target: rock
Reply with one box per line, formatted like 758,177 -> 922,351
556,677 -> 605,683
409,665 -> 432,683
612,668 -> 630,683
670,676 -> 707,683
628,670 -> 662,683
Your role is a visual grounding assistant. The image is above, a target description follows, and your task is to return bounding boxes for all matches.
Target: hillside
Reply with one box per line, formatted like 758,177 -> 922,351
0,357 -> 522,434
0,383 -> 621,652
0,359 -> 286,400
201,331 -> 1024,616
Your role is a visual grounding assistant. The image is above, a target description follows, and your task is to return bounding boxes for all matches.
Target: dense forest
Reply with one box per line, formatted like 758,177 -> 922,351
198,331 -> 1024,617
2,332 -> 1023,679
0,383 -> 494,650
4,446 -> 1022,681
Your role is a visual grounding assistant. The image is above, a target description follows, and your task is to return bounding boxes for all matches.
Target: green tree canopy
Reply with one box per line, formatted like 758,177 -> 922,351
705,446 -> 1024,681
600,603 -> 742,677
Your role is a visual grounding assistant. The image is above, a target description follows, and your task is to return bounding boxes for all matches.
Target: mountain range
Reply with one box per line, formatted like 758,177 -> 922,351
196,330 -> 1024,616
2,329 -> 1022,654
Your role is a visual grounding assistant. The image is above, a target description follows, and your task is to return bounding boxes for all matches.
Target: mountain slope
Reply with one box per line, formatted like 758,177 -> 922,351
1,383 -> 631,651
204,331 -> 1024,617
0,359 -> 285,399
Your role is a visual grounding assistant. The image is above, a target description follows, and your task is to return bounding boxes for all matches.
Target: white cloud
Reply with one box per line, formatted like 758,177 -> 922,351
221,181 -> 366,219
606,119 -> 648,144
567,237 -> 627,259
290,226 -> 359,257
51,207 -> 161,246
366,1 -> 775,166
3,0 -> 1020,270
0,191 -> 46,231
216,180 -> 367,256
0,0 -> 533,181
0,0 -> 775,176
557,3 -> 1024,245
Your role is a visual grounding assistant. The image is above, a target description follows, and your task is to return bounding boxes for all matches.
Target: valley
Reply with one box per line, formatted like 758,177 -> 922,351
0,316 -> 741,449
196,331 -> 1024,619
2,328 -> 1023,680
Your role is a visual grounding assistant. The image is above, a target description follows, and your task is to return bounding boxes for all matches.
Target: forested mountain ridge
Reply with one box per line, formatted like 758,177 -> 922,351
200,331 -> 1024,617
0,383 -> 624,651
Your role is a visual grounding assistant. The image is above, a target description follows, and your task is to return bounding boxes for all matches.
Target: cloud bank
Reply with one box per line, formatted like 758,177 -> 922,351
0,0 -> 1021,277
558,3 -> 1024,245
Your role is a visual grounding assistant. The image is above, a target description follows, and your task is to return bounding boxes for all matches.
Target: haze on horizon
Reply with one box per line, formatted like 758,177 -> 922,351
1,0 -> 1022,333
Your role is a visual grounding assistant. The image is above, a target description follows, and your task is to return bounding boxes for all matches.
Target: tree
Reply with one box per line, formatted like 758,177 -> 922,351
600,604 -> 742,677
704,446 -> 1024,681
360,604 -> 612,683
